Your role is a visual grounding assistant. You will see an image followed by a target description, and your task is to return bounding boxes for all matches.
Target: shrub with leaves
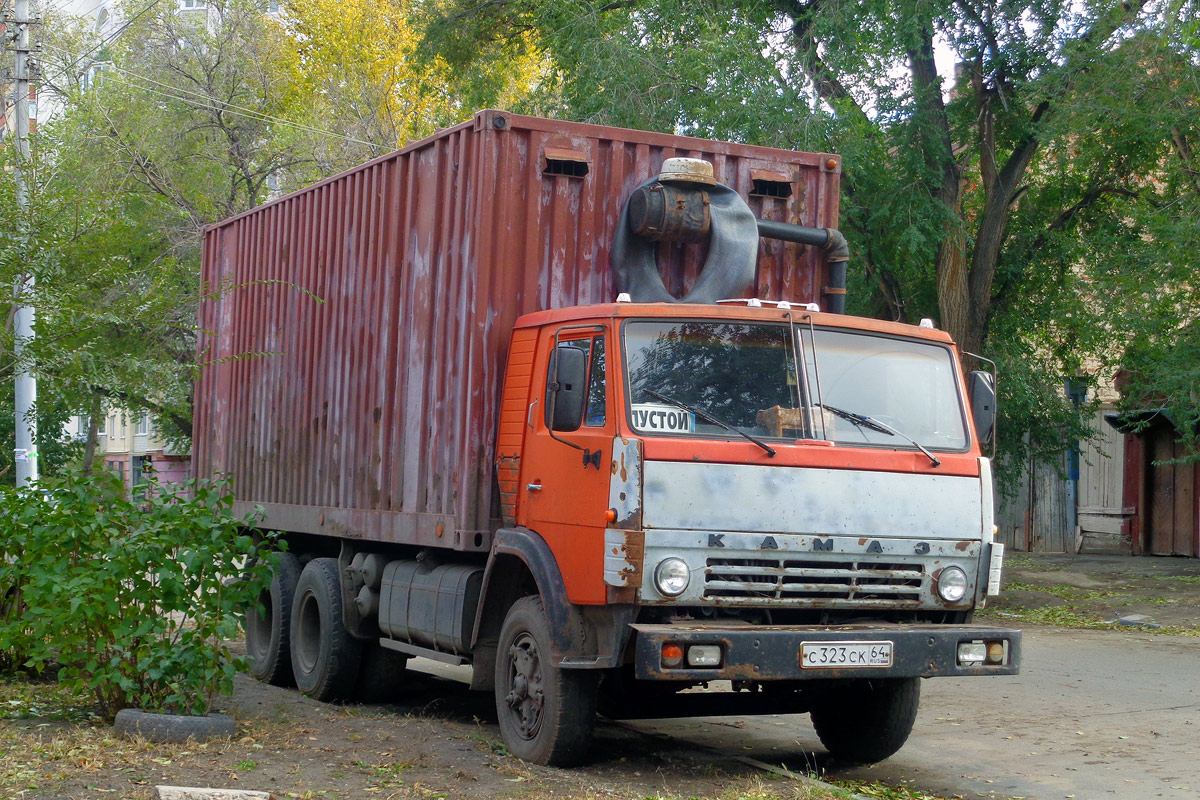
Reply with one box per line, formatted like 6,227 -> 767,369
0,470 -> 274,719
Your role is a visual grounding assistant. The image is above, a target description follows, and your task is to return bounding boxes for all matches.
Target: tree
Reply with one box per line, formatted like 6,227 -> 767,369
283,0 -> 545,167
422,0 -> 1200,469
0,0 -> 322,478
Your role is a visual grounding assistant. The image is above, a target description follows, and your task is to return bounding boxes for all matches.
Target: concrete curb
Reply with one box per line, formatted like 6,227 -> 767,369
153,788 -> 273,800
114,709 -> 236,743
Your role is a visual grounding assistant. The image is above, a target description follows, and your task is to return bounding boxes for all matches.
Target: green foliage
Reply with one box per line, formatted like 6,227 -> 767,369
423,0 -> 1200,472
0,470 -> 274,719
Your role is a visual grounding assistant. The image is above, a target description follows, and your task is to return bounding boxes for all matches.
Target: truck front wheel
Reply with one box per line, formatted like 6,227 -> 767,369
495,596 -> 597,766
290,558 -> 362,701
809,677 -> 920,764
245,551 -> 300,686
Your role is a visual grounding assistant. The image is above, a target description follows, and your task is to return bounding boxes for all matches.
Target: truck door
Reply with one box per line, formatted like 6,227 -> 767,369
519,326 -> 613,604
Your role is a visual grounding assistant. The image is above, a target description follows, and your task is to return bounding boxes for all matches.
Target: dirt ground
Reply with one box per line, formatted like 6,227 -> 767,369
5,552 -> 1199,800
1,664 -> 834,800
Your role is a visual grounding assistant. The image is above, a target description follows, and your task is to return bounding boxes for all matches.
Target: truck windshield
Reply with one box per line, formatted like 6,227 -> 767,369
623,320 -> 968,450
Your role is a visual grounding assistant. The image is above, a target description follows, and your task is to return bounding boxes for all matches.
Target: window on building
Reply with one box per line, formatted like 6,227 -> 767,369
132,455 -> 152,487
136,412 -> 151,436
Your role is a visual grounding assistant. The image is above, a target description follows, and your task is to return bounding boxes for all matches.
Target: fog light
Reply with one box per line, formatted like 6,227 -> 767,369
937,566 -> 969,603
654,557 -> 690,597
661,644 -> 684,668
986,641 -> 1006,664
958,641 -> 986,665
687,645 -> 722,667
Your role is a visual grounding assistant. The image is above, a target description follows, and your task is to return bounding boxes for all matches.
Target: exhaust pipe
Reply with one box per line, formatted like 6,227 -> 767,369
756,219 -> 849,314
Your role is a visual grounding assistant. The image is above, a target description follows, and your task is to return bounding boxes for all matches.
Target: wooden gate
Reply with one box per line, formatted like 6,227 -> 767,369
996,448 -> 1071,553
1146,427 -> 1199,557
1077,407 -> 1129,552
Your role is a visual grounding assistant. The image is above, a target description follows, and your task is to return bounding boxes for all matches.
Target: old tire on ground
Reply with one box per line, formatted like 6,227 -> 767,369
114,709 -> 236,743
495,596 -> 598,766
290,558 -> 362,702
809,677 -> 920,764
245,551 -> 301,686
356,643 -> 409,703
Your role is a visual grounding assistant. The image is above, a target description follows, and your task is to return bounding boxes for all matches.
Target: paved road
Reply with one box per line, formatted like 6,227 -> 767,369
623,628 -> 1200,799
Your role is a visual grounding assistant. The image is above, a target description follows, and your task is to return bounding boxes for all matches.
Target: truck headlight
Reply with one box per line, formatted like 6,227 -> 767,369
937,566 -> 969,603
654,557 -> 690,597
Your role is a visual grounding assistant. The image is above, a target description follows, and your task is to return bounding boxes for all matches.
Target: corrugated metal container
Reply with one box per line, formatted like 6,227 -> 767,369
194,110 -> 842,552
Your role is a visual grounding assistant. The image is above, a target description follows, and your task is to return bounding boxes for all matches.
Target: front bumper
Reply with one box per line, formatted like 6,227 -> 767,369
632,622 -> 1021,681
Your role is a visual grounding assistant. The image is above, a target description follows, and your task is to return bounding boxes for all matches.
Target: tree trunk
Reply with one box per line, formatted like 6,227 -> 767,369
81,393 -> 102,473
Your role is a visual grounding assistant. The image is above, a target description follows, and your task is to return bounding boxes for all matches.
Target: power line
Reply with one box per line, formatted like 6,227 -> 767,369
37,40 -> 387,150
39,0 -> 168,86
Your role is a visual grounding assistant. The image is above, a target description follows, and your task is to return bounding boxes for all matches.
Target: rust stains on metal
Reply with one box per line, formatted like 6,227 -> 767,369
608,437 -> 643,530
496,454 -> 521,525
603,528 -> 645,589
196,110 -> 839,548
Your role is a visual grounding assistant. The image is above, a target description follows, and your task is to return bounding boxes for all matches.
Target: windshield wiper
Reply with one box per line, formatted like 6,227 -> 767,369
818,403 -> 941,467
644,389 -> 776,457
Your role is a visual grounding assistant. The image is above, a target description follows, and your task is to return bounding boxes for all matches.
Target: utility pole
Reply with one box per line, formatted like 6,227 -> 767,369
10,0 -> 37,486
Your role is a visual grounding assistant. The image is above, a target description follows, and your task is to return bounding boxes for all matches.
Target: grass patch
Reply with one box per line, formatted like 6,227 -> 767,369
824,778 -> 958,799
988,578 -> 1200,636
0,678 -> 98,722
1151,574 -> 1200,585
1002,580 -> 1126,601
981,606 -> 1200,636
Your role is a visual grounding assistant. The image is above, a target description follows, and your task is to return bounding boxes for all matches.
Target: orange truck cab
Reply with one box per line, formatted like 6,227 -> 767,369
482,300 -> 1018,763
196,111 -> 1020,769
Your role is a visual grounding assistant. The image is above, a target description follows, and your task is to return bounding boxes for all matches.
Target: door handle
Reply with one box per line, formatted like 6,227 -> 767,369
527,483 -> 543,491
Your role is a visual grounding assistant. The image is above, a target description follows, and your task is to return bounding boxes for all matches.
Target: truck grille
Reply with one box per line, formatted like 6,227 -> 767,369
704,557 -> 925,604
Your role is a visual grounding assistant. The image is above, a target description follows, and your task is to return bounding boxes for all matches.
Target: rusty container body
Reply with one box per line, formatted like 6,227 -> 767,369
194,110 -> 842,552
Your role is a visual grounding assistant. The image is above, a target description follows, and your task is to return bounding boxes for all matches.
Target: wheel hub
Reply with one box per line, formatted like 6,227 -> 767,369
504,632 -> 544,740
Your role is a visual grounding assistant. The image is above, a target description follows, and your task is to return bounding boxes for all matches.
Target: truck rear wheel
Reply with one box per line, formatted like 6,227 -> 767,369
290,558 -> 362,702
809,677 -> 920,764
245,551 -> 300,686
495,596 -> 597,766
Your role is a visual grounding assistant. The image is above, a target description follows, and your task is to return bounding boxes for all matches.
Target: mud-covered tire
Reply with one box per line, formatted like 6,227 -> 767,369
246,551 -> 301,686
495,596 -> 598,766
290,558 -> 362,702
810,677 -> 920,764
356,643 -> 409,703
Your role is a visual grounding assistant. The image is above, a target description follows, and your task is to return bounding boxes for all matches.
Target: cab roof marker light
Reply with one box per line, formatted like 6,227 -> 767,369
919,318 -> 935,329
747,298 -> 762,307
805,303 -> 820,312
616,292 -> 632,303
777,301 -> 792,310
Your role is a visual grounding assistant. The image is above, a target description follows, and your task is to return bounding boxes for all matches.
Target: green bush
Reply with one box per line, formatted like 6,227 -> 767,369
0,470 -> 275,719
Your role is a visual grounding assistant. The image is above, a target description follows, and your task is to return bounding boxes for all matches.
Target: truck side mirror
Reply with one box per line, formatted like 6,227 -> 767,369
546,345 -> 588,432
969,370 -> 996,446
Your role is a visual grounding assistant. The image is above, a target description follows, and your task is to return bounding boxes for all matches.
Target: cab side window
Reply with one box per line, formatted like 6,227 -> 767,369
545,335 -> 607,430
585,335 -> 606,427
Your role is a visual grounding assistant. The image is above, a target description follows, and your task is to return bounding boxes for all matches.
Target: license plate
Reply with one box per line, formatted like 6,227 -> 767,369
800,640 -> 893,669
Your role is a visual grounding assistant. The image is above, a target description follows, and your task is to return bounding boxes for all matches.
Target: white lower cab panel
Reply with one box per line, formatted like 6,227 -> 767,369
642,460 -> 982,539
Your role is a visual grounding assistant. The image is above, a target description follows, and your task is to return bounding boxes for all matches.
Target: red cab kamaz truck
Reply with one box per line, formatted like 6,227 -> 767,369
195,111 -> 1020,766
